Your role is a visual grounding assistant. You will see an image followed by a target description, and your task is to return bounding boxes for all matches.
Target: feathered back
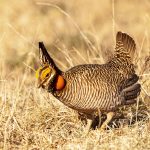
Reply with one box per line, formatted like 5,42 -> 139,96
115,32 -> 136,62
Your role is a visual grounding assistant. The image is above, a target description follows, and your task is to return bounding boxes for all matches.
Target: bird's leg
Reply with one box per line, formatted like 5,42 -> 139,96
83,111 -> 99,136
78,112 -> 93,136
99,112 -> 115,131
84,119 -> 93,135
97,108 -> 102,128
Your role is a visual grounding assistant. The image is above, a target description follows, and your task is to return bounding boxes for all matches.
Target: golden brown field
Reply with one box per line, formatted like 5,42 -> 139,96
0,0 -> 150,149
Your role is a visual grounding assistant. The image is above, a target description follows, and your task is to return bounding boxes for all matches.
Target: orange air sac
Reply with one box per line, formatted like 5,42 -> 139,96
55,75 -> 65,90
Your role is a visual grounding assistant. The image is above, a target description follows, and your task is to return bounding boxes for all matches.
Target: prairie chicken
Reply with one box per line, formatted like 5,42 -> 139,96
36,32 -> 141,131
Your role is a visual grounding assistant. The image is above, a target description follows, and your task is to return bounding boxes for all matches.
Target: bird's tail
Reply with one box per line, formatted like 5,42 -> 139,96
115,32 -> 136,62
120,74 -> 141,105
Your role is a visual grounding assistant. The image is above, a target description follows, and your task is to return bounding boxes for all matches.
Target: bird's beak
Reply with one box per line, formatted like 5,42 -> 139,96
37,83 -> 42,88
37,78 -> 46,88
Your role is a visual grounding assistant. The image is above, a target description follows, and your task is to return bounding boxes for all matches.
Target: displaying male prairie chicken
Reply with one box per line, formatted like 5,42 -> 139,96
36,32 -> 141,131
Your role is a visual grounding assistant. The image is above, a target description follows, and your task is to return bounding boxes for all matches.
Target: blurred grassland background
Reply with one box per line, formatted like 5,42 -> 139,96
0,0 -> 150,149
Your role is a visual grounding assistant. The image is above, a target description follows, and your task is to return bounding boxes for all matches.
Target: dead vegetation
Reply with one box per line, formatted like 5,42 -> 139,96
0,0 -> 150,149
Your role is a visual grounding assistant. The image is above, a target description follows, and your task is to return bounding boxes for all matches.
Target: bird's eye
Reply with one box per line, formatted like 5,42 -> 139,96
46,73 -> 50,78
40,67 -> 51,80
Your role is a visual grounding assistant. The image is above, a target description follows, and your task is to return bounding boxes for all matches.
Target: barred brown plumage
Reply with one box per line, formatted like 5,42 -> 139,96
36,32 -> 141,132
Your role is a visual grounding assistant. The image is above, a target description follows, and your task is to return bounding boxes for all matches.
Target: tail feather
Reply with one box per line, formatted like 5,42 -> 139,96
119,74 -> 139,92
120,83 -> 141,105
115,32 -> 136,61
124,74 -> 139,88
124,84 -> 141,100
123,99 -> 136,105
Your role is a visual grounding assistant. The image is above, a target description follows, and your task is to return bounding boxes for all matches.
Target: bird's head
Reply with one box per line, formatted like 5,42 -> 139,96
36,64 -> 56,91
36,42 -> 65,92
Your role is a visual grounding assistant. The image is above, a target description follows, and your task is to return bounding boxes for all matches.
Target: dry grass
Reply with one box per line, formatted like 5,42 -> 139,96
0,0 -> 150,149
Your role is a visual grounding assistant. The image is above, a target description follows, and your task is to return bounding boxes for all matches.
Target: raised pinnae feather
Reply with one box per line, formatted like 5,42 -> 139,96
39,42 -> 62,73
39,42 -> 54,66
115,32 -> 136,61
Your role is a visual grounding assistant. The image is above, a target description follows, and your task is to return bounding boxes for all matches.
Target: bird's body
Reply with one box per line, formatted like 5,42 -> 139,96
54,63 -> 132,114
36,32 -> 141,130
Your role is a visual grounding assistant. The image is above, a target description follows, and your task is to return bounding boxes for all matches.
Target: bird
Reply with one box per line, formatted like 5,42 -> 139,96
36,31 -> 141,131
